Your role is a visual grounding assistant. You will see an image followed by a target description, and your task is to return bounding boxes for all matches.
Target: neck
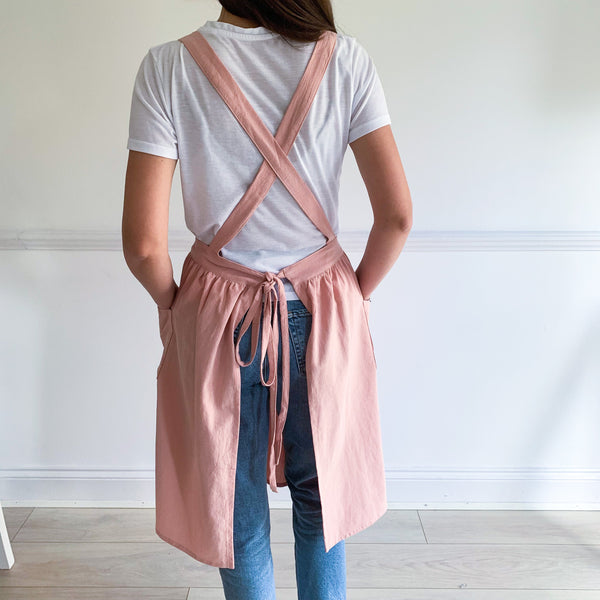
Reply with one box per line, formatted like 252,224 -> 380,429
217,8 -> 260,29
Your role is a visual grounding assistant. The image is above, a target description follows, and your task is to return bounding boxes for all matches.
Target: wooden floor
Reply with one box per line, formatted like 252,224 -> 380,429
1,507 -> 599,599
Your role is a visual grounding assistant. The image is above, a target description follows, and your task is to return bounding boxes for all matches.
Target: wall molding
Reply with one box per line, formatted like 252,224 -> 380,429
1,229 -> 600,252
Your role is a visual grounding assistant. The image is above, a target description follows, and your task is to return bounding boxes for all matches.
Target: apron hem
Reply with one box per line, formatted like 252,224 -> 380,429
155,527 -> 233,569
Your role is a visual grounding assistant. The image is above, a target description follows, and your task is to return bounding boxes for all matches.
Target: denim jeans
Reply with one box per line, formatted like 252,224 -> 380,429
218,298 -> 347,599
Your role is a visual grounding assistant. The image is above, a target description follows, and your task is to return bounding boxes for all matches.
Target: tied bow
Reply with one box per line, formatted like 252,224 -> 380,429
234,273 -> 290,492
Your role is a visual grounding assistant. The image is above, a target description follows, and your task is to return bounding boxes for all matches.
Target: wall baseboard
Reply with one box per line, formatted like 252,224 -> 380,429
1,467 -> 597,508
1,229 -> 600,252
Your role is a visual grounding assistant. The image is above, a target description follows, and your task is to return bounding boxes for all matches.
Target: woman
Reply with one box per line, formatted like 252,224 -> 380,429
123,1 -> 412,598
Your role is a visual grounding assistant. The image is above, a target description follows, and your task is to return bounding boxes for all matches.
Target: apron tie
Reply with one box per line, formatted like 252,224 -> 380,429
234,272 -> 290,492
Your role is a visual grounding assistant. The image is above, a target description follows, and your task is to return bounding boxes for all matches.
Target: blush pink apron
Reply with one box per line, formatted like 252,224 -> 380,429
154,29 -> 386,569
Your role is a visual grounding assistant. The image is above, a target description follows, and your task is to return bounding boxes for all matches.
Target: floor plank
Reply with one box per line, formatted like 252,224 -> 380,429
2,540 -> 599,589
1,507 -> 599,598
3,589 -> 600,600
419,509 -> 600,544
0,590 -> 188,600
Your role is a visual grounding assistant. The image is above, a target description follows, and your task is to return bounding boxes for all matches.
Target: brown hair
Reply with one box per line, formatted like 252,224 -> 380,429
217,0 -> 337,44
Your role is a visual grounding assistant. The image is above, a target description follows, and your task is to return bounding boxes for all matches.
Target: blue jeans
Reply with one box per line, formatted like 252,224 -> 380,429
219,298 -> 347,599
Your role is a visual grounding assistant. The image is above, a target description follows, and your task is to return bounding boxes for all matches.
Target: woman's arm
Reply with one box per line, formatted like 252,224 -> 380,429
349,124 -> 413,300
122,149 -> 179,309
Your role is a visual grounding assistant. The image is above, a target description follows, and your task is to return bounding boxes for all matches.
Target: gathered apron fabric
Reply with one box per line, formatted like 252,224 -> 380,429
154,29 -> 387,569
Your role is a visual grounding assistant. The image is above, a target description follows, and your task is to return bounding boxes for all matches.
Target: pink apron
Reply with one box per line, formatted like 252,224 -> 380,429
154,29 -> 387,569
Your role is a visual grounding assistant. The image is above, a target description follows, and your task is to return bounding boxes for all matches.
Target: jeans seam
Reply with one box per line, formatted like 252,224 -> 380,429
287,315 -> 305,375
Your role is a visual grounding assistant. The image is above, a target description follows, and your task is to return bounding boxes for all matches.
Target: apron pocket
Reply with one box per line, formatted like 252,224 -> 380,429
362,298 -> 377,369
157,307 -> 174,378
363,297 -> 371,317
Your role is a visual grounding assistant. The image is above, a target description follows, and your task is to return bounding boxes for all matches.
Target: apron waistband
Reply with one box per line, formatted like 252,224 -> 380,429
188,235 -> 344,492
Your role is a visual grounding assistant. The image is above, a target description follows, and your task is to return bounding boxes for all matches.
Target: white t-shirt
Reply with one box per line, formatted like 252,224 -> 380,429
127,19 -> 391,301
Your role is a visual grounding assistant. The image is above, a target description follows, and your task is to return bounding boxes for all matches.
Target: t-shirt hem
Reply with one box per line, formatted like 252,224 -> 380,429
348,115 -> 391,144
127,138 -> 179,160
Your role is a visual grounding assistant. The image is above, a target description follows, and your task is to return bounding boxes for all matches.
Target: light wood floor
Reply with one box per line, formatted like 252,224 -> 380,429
1,507 -> 599,599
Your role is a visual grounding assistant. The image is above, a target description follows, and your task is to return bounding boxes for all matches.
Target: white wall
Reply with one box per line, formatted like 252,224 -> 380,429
1,0 -> 599,508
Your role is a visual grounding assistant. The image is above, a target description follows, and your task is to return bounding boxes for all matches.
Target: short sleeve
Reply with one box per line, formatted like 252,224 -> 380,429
127,49 -> 179,160
348,39 -> 392,144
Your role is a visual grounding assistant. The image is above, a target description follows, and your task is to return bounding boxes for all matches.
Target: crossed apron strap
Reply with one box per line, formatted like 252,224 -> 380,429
179,29 -> 338,493
178,30 -> 337,254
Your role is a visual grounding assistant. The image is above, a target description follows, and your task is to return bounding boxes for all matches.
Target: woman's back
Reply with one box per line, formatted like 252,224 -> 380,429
127,19 -> 391,299
123,2 -> 413,588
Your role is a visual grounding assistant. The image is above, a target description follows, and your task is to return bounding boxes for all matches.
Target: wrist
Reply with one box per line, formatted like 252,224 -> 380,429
157,282 -> 179,310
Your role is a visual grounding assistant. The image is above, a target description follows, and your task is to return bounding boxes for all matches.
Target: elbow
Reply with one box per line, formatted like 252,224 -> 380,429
122,245 -> 149,270
121,225 -> 164,262
122,237 -> 161,263
122,237 -> 145,262
397,198 -> 413,231
394,196 -> 413,231
375,211 -> 413,232
373,192 -> 413,232
397,214 -> 413,232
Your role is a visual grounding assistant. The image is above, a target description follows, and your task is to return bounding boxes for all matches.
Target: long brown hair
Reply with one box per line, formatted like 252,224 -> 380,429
217,0 -> 337,43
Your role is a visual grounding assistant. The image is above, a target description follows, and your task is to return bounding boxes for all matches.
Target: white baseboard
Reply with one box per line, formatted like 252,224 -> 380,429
1,467 -> 598,509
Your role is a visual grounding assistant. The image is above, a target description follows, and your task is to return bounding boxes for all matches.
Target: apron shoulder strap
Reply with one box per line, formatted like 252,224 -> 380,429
179,29 -> 338,252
